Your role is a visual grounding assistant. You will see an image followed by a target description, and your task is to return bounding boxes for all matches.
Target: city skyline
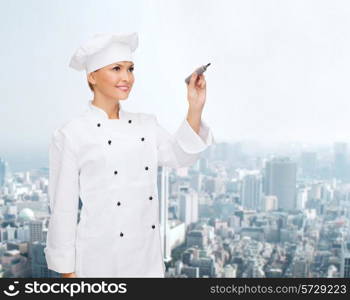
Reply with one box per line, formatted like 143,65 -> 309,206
1,140 -> 350,278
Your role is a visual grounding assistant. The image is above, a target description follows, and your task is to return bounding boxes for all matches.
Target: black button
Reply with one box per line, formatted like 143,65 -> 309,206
152,225 -> 155,229
114,170 -> 118,175
141,137 -> 145,141
108,140 -> 112,145
97,123 -> 101,127
117,201 -> 121,206
145,166 -> 149,170
120,232 -> 124,237
149,196 -> 153,200
128,120 -> 132,123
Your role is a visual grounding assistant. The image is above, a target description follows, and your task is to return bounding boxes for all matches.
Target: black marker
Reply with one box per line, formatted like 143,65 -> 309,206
185,63 -> 211,85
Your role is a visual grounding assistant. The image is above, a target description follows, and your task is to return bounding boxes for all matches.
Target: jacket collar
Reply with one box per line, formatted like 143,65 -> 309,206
88,99 -> 126,120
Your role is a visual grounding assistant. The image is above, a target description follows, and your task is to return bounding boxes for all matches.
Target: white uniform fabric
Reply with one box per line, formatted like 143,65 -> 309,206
44,100 -> 215,277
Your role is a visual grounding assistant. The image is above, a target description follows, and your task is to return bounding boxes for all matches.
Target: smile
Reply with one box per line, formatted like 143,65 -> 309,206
116,86 -> 129,92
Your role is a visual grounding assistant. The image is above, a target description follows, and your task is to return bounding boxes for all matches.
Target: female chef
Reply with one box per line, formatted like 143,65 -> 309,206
44,32 -> 215,278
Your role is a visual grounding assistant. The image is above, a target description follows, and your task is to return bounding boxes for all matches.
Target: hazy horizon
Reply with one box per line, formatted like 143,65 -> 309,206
2,0 -> 350,171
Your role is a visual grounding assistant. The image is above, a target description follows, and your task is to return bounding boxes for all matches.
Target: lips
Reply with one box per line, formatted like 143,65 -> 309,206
116,85 -> 129,92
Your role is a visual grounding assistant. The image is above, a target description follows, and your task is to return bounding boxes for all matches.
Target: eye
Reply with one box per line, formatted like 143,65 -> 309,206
112,66 -> 134,72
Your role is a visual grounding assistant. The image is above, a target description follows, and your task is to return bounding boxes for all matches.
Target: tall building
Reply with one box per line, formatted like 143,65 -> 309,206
0,158 -> 9,186
290,256 -> 309,277
300,152 -> 317,178
179,187 -> 198,226
6,226 -> 16,241
263,195 -> 278,212
264,157 -> 297,211
17,225 -> 30,242
223,264 -> 237,278
241,173 -> 262,210
296,188 -> 308,210
29,220 -> 44,244
340,241 -> 350,278
157,166 -> 172,262
32,241 -> 59,278
334,143 -> 348,181
190,173 -> 203,192
186,230 -> 206,248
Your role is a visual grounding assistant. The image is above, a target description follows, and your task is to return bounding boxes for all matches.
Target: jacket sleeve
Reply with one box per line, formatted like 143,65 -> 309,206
154,115 -> 215,169
44,128 -> 80,274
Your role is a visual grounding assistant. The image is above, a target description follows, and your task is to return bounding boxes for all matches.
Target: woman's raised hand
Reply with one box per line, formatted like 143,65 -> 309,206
187,72 -> 206,112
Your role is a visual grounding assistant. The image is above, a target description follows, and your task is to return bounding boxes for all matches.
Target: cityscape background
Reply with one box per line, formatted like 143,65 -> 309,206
1,0 -> 350,277
1,142 -> 350,278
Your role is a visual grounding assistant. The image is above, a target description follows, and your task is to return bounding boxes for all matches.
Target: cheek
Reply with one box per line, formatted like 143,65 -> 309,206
99,72 -> 120,86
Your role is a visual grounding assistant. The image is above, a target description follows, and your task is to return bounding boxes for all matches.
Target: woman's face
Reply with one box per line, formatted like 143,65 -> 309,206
88,61 -> 135,100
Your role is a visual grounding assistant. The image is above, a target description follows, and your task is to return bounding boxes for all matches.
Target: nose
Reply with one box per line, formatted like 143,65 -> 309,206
120,69 -> 133,83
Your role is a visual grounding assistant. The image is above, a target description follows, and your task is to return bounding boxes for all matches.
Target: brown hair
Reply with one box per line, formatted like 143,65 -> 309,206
88,81 -> 94,92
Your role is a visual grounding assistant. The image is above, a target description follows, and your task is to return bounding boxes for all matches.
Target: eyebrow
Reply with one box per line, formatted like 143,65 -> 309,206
115,63 -> 134,67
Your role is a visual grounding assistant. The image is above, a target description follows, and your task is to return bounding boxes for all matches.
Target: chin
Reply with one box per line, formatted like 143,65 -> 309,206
108,91 -> 130,101
118,94 -> 129,100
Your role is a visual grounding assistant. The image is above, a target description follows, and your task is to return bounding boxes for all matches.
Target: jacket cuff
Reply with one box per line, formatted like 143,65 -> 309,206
44,246 -> 76,274
174,118 -> 214,154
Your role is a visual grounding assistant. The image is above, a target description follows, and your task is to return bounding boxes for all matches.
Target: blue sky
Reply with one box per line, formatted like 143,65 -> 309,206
2,0 -> 350,170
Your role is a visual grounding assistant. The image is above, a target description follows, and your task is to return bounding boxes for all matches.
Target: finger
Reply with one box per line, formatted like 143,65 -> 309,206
200,75 -> 206,87
199,77 -> 206,89
189,72 -> 198,88
197,75 -> 205,86
198,74 -> 205,82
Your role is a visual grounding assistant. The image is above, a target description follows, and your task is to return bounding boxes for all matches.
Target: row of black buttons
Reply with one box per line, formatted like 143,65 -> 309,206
114,195 -> 153,207
97,120 -> 132,127
119,225 -> 156,237
96,121 -> 156,237
107,137 -> 145,145
112,166 -> 150,173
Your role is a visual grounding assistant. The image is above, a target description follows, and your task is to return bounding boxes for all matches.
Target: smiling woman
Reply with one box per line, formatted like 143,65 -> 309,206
44,31 -> 214,278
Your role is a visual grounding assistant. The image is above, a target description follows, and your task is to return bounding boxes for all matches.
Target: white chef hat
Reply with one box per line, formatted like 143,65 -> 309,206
69,32 -> 139,74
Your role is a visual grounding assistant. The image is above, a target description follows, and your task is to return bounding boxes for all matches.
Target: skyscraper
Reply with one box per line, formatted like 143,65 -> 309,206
300,152 -> 317,178
32,241 -> 59,278
265,157 -> 297,211
334,142 -> 348,181
0,158 -> 9,187
29,220 -> 44,244
241,173 -> 262,210
179,187 -> 199,226
157,166 -> 172,262
340,241 -> 350,278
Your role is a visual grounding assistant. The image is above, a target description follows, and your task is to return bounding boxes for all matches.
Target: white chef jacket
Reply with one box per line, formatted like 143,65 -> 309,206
44,99 -> 214,277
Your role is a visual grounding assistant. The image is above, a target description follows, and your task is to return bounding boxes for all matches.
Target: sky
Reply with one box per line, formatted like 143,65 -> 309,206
1,0 -> 350,170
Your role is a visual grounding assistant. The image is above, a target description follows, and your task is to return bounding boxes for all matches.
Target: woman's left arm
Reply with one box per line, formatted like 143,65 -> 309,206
155,71 -> 215,169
